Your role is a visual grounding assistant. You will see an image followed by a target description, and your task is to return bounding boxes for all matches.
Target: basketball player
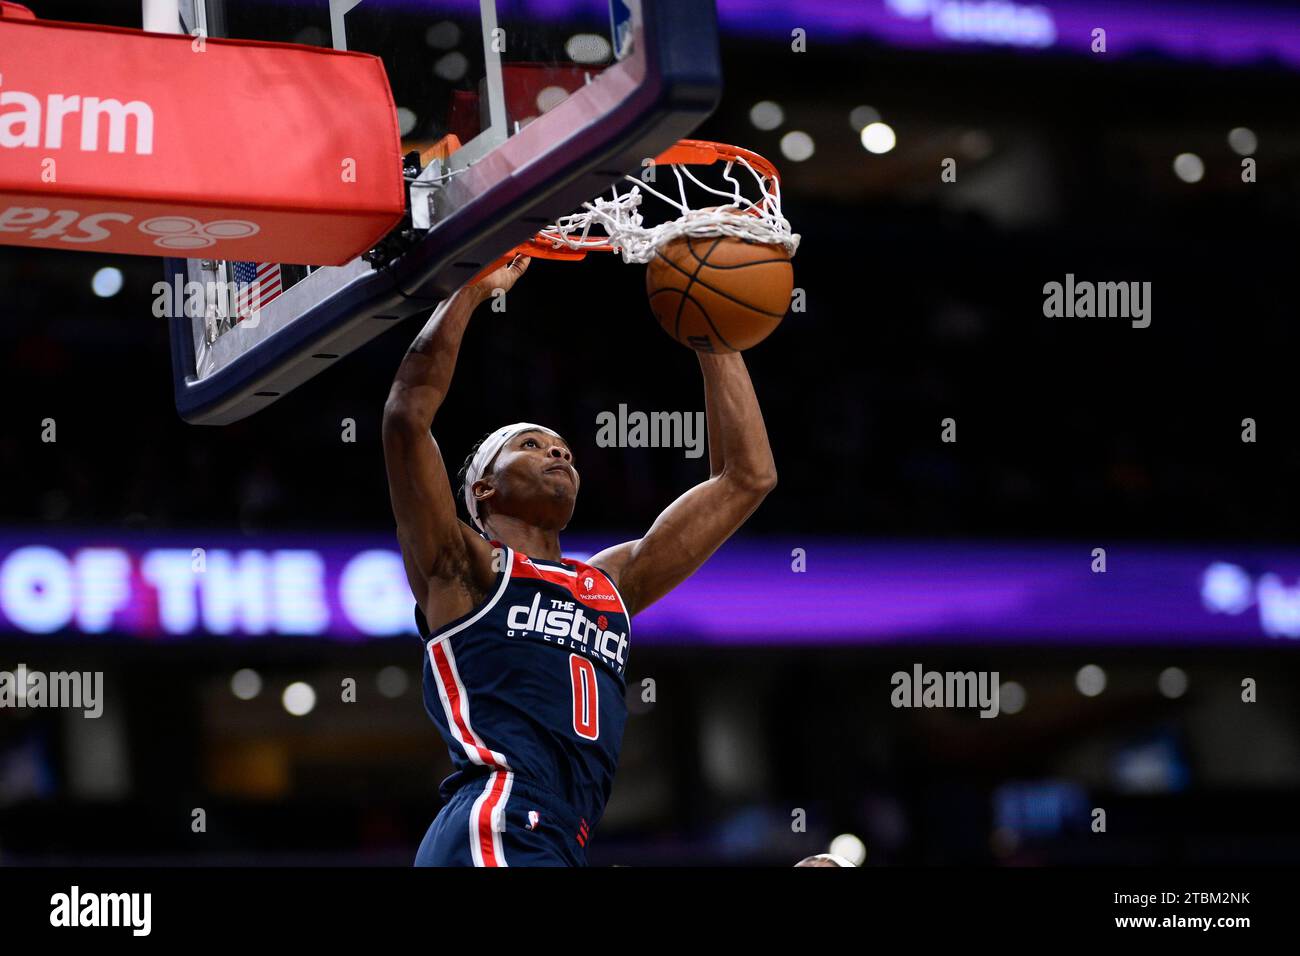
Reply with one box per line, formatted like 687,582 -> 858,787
382,256 -> 777,866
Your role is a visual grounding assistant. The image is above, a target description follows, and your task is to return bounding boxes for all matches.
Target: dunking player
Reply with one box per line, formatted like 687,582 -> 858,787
382,256 -> 776,866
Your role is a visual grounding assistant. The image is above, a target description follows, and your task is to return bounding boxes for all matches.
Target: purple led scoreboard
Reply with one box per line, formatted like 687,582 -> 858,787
1,531 -> 1298,646
271,1 -> 1300,70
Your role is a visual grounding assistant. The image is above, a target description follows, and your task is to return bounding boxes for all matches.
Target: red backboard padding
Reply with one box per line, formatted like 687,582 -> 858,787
0,16 -> 404,265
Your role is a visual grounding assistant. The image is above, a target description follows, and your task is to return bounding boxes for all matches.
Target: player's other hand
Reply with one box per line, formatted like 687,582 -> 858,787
469,254 -> 531,302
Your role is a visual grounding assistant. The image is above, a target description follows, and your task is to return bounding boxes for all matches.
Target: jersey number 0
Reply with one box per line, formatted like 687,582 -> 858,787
569,654 -> 599,740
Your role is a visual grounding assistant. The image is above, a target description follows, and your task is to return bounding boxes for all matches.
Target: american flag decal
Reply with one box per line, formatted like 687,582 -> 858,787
230,261 -> 283,322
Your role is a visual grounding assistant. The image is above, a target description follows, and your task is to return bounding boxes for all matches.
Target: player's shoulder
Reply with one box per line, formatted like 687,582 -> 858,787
570,556 -> 618,586
583,541 -> 635,590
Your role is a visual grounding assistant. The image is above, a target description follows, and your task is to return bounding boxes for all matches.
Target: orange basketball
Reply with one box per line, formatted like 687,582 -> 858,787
645,235 -> 793,352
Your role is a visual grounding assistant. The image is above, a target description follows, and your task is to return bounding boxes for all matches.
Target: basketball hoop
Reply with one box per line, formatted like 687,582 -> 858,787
475,140 -> 799,279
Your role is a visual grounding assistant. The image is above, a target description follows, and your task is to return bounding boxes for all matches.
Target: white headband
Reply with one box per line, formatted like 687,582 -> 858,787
462,423 -> 562,529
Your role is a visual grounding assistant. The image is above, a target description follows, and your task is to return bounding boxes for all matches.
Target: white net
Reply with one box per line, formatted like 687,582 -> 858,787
533,152 -> 800,265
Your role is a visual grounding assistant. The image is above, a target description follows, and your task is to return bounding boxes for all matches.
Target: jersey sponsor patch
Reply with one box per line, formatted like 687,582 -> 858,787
513,558 -> 624,611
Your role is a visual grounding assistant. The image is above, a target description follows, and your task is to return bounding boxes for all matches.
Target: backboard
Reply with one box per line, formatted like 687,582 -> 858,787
153,0 -> 721,424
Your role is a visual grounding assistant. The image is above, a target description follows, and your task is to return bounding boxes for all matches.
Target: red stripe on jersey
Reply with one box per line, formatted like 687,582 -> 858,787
478,772 -> 508,867
511,557 -> 626,613
430,642 -> 504,769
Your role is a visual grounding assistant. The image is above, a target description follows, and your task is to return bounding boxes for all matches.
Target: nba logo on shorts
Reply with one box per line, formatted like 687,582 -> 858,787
527,810 -> 540,831
584,575 -> 595,591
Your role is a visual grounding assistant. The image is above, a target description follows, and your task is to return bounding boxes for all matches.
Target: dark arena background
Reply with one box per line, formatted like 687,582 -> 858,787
1,0 -> 1299,913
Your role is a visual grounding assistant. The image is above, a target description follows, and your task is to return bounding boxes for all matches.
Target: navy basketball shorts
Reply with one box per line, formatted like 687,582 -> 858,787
414,770 -> 590,867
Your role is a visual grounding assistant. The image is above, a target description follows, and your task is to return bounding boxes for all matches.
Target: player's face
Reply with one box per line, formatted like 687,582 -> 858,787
482,431 -> 579,529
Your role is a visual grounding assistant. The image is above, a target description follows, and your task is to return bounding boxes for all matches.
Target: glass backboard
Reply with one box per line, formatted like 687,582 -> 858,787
156,0 -> 720,423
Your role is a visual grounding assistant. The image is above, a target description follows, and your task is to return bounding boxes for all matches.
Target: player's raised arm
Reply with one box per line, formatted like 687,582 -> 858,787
381,257 -> 529,617
589,351 -> 776,616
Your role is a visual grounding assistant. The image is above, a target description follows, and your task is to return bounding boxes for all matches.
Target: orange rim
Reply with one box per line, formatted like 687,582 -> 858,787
653,139 -> 780,183
470,139 -> 779,281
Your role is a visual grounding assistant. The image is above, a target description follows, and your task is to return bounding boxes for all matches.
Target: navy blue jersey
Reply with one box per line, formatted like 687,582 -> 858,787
415,542 -> 630,836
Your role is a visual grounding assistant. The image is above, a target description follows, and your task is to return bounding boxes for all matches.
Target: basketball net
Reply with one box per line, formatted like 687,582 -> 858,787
487,141 -> 799,272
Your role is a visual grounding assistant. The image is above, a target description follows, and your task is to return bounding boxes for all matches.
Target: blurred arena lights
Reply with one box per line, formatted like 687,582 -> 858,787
829,832 -> 867,865
565,32 -> 612,64
433,51 -> 469,82
91,267 -> 123,298
999,680 -> 1026,714
860,122 -> 897,154
748,100 -> 784,130
424,20 -> 459,49
848,104 -> 881,131
779,130 -> 815,162
230,668 -> 262,700
376,666 -> 410,699
536,86 -> 568,113
395,107 -> 418,136
1075,665 -> 1107,697
1200,561 -> 1254,614
1172,152 -> 1205,182
1227,126 -> 1258,156
1158,666 -> 1189,699
281,681 -> 317,716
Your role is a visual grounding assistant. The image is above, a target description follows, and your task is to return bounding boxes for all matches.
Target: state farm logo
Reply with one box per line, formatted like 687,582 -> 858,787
0,207 -> 261,249
0,77 -> 155,154
139,216 -> 259,250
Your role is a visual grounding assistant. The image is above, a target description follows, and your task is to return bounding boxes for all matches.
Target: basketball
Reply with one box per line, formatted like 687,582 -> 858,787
645,235 -> 794,353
